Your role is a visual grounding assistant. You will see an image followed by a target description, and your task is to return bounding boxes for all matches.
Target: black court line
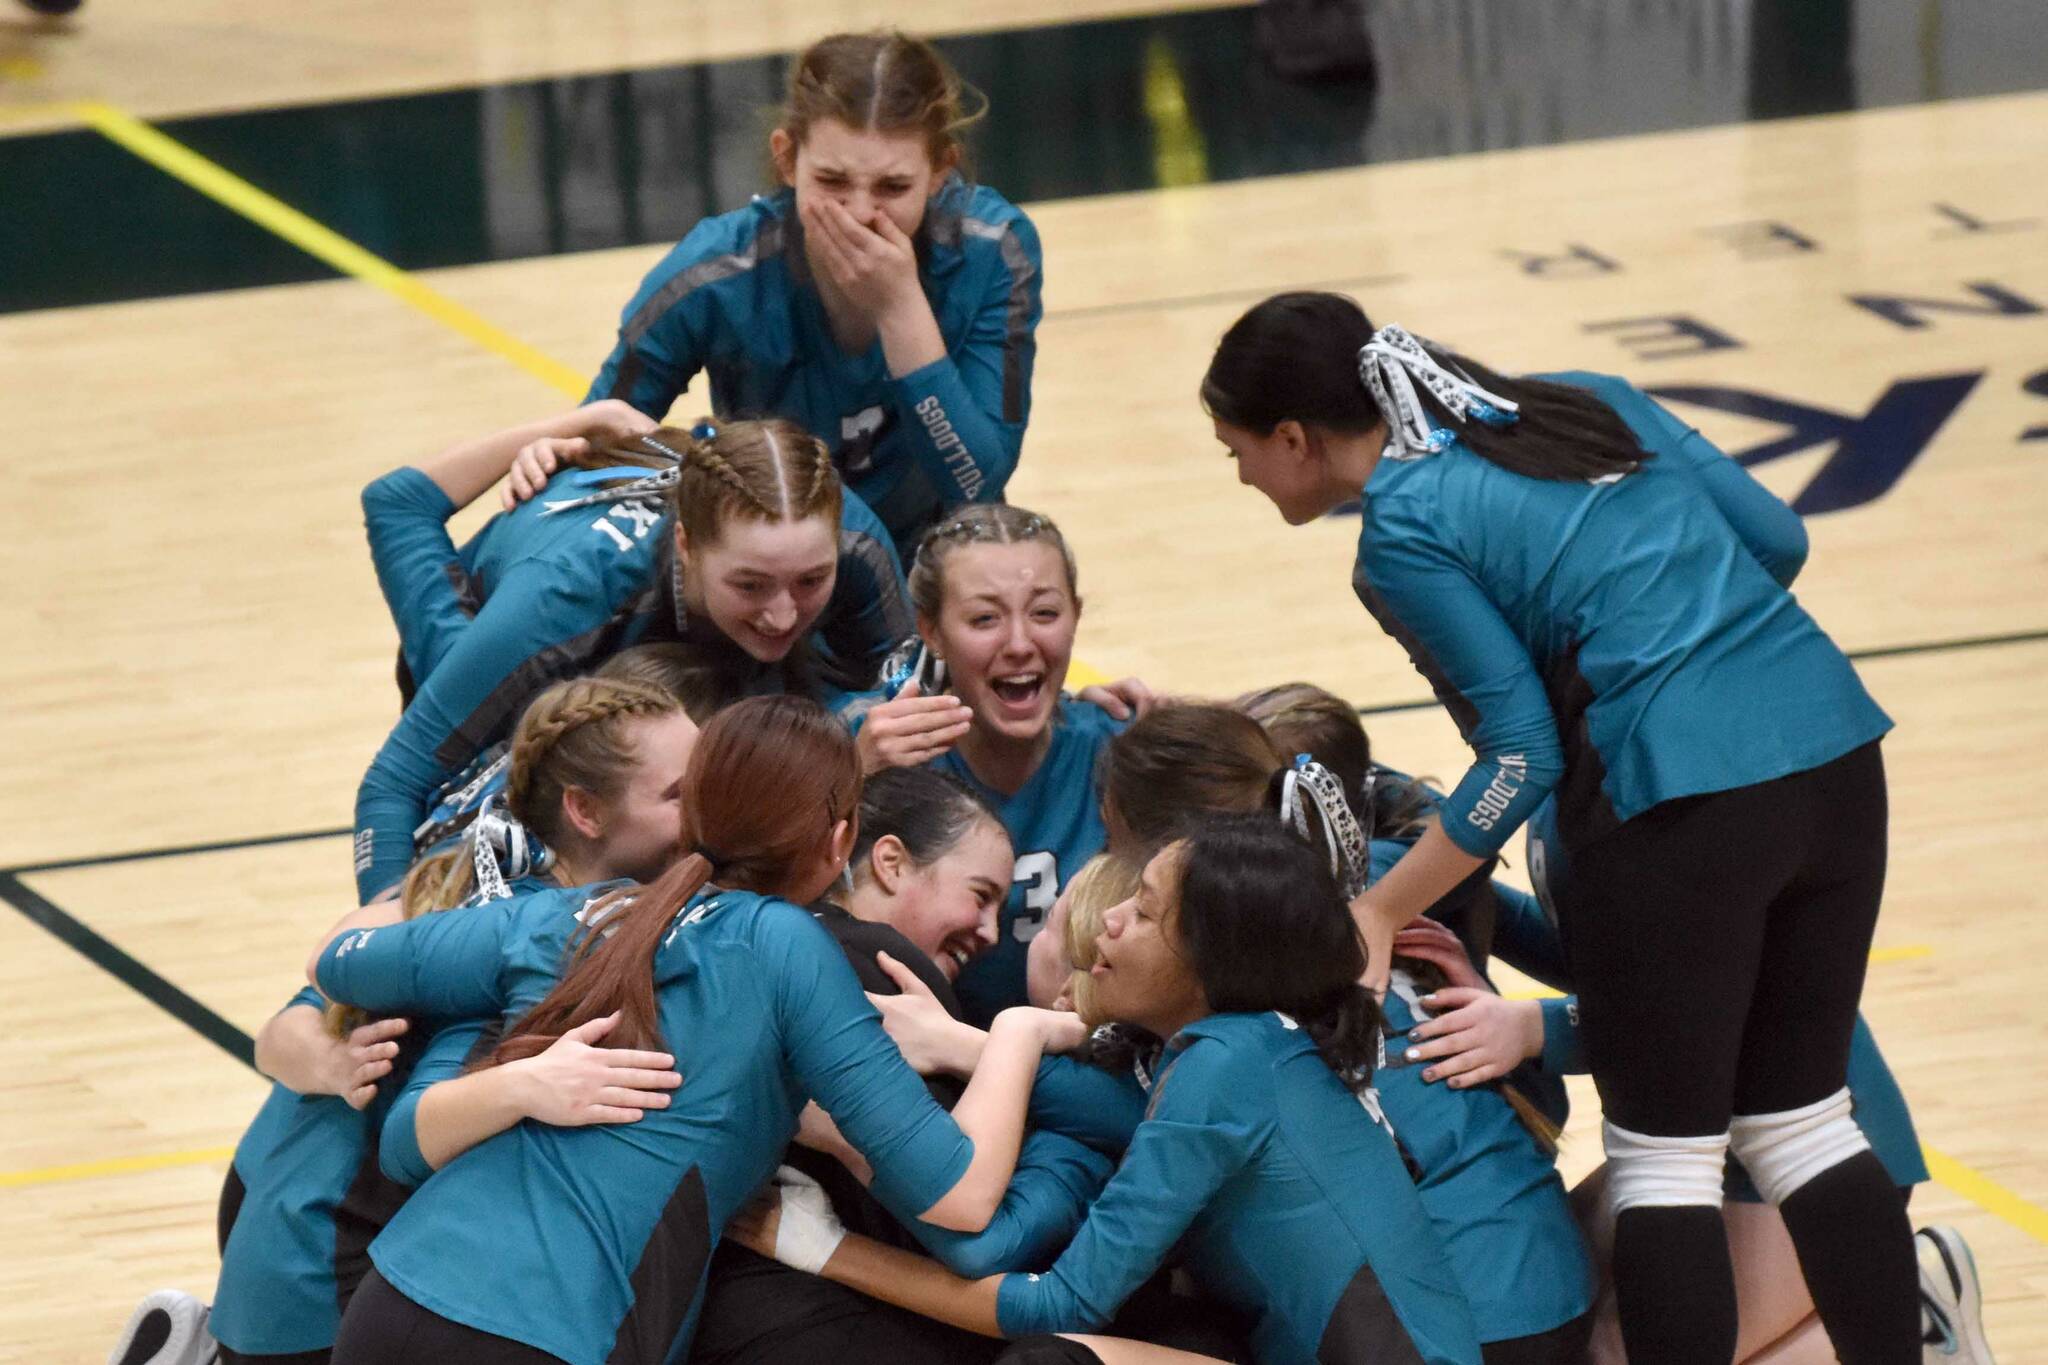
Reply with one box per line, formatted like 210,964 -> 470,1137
2,621 -> 2043,1066
0,871 -> 255,1067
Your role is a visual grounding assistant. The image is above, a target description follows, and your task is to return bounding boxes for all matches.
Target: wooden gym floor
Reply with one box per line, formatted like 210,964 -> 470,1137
2,1 -> 2044,1359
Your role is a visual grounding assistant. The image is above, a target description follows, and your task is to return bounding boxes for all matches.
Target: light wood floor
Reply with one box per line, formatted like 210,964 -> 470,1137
2,6 -> 2045,1360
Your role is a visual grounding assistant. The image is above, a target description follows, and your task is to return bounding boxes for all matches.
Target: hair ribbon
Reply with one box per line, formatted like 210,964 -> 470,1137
1357,323 -> 1520,462
1277,755 -> 1371,900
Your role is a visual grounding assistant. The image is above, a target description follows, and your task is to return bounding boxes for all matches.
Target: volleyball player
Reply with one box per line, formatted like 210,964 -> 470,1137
352,411 -> 909,902
582,31 -> 1043,552
1201,292 -> 1914,1364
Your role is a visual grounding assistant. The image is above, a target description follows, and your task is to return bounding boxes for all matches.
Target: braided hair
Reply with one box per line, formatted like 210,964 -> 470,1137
325,676 -> 682,1041
564,417 -> 843,547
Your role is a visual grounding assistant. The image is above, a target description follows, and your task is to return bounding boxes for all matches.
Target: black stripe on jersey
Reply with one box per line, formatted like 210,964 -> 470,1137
217,1165 -> 248,1257
927,201 -> 1037,427
607,1165 -> 711,1365
433,615 -> 642,772
1317,1260 -> 1427,1365
606,220 -> 787,407
333,1121 -> 413,1319
1352,566 -> 1483,741
1538,642 -> 1622,849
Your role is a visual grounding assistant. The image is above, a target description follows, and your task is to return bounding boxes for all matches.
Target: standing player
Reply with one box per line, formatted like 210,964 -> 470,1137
352,410 -> 910,902
1200,292 -> 1914,1365
584,30 -> 1043,553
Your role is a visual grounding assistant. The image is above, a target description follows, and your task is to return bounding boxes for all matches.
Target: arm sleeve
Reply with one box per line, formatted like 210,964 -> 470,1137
361,468 -> 474,685
315,903 -> 513,1020
879,1127 -> 1113,1279
351,564 -> 618,900
1356,512 -> 1565,857
1486,882 -> 1572,992
1609,382 -> 1808,587
1538,996 -> 1588,1075
817,505 -> 917,687
889,214 -> 1042,505
996,1046 -> 1257,1336
762,906 -> 976,1219
377,1018 -> 494,1188
1027,1055 -> 1147,1155
586,238 -> 717,418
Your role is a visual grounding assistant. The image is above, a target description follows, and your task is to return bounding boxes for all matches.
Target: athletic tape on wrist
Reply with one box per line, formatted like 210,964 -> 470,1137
771,1165 -> 847,1275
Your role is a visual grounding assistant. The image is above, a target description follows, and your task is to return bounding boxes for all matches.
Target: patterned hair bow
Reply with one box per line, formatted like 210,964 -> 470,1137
1357,324 -> 1520,461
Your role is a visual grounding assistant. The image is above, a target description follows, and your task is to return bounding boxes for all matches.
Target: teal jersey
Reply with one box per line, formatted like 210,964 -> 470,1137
934,698 -> 1127,1022
314,884 -> 974,1365
353,464 -> 910,900
212,988 -> 424,1355
1354,372 -> 1891,857
590,175 -> 1044,550
999,1012 -> 1483,1365
1377,979 -> 1592,1342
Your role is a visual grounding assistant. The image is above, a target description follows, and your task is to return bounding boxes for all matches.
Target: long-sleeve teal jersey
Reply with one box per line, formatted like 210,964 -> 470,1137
314,885 -> 975,1365
211,988 -> 410,1355
1375,980 -> 1592,1343
1353,372 -> 1891,857
997,1012 -> 1483,1365
588,175 -> 1043,550
352,464 -> 911,899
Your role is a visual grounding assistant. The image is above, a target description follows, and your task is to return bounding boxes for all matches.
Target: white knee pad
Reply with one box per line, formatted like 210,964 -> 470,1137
1603,1122 -> 1730,1215
1728,1088 -> 1869,1205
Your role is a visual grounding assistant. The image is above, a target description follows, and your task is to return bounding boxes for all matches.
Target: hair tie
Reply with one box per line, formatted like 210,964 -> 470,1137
465,796 -> 554,905
1277,755 -> 1371,900
689,419 -> 719,443
538,465 -> 680,517
1357,324 -> 1520,462
691,845 -> 728,869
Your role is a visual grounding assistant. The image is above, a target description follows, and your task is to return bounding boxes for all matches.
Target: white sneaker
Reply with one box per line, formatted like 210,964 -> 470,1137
107,1290 -> 217,1365
1918,1225 -> 1996,1363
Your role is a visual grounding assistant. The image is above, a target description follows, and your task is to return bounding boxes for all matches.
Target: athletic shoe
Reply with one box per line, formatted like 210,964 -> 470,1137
107,1290 -> 217,1365
1918,1225 -> 1996,1363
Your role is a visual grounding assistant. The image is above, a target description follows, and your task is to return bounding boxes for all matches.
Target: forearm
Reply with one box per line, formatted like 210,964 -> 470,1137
410,1065 -> 532,1171
914,1011 -> 1046,1231
253,1004 -> 337,1093
877,296 -> 947,379
815,1231 -> 1005,1337
415,410 -> 588,509
306,899 -> 405,986
1355,822 -> 1488,946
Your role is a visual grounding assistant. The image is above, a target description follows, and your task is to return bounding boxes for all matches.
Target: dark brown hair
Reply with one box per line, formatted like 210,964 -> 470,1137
488,694 -> 861,1064
1202,291 -> 1650,483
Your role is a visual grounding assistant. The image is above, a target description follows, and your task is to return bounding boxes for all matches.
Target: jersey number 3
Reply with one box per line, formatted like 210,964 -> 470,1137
1009,850 -> 1058,943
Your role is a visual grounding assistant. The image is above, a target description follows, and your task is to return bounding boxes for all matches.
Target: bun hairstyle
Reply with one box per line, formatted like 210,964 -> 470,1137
1172,815 -> 1384,1092
1201,291 -> 1650,484
781,30 -> 986,169
326,676 -> 683,1040
488,695 -> 862,1064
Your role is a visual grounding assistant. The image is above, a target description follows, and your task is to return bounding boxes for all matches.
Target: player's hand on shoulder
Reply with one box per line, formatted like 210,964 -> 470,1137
511,1011 -> 682,1125
1076,676 -> 1159,722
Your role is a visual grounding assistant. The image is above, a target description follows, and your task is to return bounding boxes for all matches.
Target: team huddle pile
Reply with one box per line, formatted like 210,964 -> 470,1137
114,28 -> 1993,1365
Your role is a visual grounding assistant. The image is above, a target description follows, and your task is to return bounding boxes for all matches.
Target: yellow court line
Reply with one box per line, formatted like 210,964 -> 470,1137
69,100 -> 588,400
0,1145 -> 233,1190
1923,1145 -> 2048,1245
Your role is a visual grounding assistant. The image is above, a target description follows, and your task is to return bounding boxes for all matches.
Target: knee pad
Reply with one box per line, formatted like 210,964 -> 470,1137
1603,1121 -> 1729,1214
1728,1088 -> 1869,1204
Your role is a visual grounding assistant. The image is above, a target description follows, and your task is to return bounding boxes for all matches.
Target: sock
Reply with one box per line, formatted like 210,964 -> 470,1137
1778,1152 -> 1919,1365
1612,1205 -> 1737,1365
